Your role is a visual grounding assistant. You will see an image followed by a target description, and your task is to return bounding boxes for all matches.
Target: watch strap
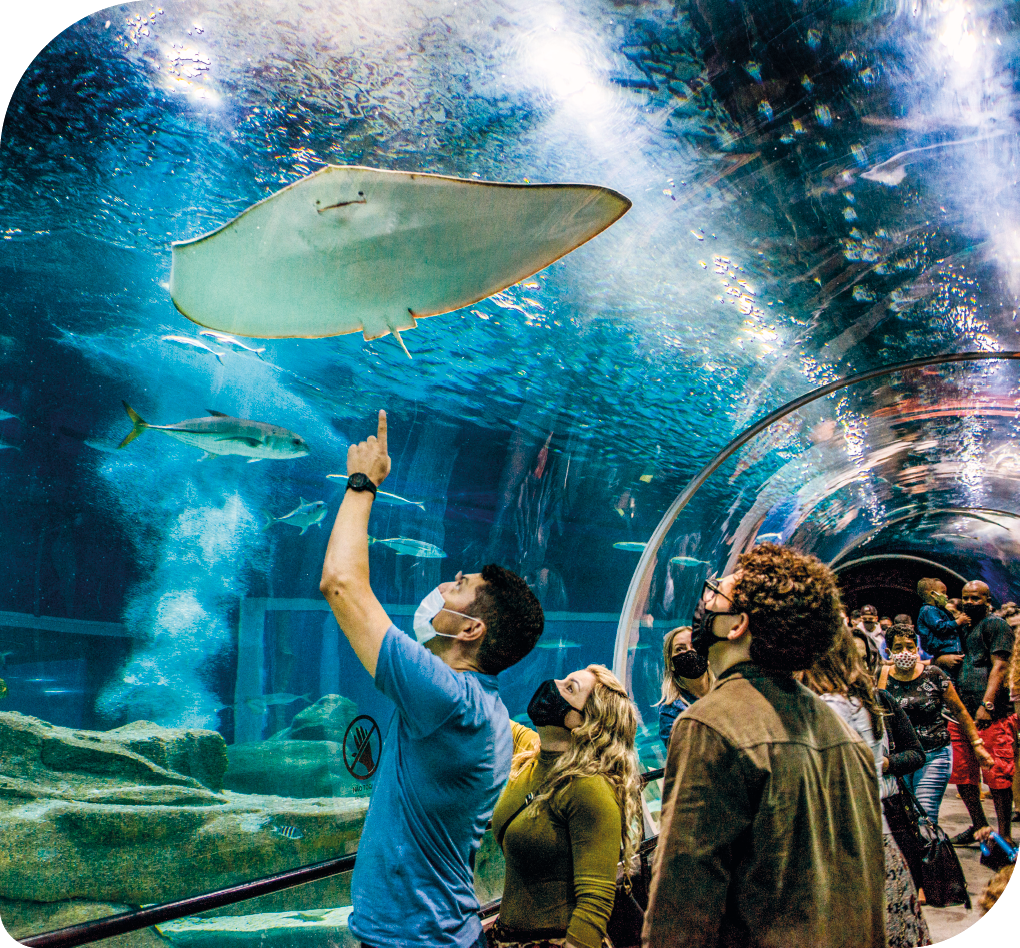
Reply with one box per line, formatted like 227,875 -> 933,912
346,473 -> 377,497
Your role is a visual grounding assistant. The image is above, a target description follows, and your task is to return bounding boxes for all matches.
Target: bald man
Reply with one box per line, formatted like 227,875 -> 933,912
947,581 -> 1016,866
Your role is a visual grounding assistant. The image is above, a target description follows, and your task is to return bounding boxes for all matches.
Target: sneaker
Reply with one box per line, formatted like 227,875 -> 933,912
980,847 -> 1012,871
950,826 -> 981,846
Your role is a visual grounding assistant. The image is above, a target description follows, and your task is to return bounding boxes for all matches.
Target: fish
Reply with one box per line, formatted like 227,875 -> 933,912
754,532 -> 784,544
612,541 -> 647,552
198,330 -> 266,358
369,536 -> 447,558
669,556 -> 709,568
0,409 -> 20,423
263,498 -> 328,535
861,132 -> 1008,186
0,679 -> 6,701
169,166 -> 631,357
244,692 -> 313,714
326,475 -> 426,511
272,825 -> 304,841
118,402 -> 310,462
535,637 -> 580,650
160,334 -> 224,363
0,439 -> 22,452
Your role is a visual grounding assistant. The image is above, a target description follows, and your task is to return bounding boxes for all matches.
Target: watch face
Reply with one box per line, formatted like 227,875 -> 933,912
349,473 -> 373,491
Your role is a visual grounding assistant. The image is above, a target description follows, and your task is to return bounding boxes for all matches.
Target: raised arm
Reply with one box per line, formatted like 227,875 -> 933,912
319,410 -> 393,677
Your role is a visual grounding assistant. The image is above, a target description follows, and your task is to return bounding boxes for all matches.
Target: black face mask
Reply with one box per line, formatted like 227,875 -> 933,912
527,679 -> 578,728
962,602 -> 988,623
690,598 -> 741,659
672,649 -> 709,680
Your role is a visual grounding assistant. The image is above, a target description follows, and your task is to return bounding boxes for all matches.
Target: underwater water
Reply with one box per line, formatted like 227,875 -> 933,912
2,0 -> 1020,942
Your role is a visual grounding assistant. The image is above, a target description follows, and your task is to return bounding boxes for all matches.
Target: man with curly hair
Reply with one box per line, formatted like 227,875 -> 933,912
643,543 -> 885,948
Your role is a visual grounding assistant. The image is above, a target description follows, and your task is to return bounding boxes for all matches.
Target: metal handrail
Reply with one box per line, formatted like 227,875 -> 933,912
18,769 -> 667,948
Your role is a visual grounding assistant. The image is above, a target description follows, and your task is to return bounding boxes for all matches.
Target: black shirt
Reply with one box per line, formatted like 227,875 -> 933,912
958,614 -> 1015,719
884,667 -> 952,751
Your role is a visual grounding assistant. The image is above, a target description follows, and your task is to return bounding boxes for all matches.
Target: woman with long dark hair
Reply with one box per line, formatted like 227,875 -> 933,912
800,628 -> 931,948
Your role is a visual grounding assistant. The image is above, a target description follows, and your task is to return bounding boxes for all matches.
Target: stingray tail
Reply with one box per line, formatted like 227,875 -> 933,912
391,330 -> 412,360
119,402 -> 148,449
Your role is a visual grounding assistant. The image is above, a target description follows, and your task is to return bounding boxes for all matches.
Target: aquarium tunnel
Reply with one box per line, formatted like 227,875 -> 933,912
2,0 -> 1020,944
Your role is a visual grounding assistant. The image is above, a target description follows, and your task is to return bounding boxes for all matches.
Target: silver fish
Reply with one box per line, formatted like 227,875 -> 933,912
326,475 -> 426,511
263,498 -> 328,535
669,556 -> 709,568
0,409 -> 20,423
199,330 -> 266,359
535,637 -> 580,650
369,536 -> 446,558
244,692 -> 312,714
0,438 -> 21,452
161,334 -> 225,363
612,541 -> 647,552
119,403 -> 310,462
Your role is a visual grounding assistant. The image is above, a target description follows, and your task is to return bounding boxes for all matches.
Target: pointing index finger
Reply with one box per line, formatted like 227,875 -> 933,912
377,410 -> 387,454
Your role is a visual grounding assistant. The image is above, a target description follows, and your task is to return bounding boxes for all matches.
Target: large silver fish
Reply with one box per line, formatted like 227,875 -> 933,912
369,536 -> 446,558
263,498 -> 328,535
118,402 -> 310,461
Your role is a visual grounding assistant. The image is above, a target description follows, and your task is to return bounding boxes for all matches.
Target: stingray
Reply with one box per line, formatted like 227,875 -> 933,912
170,166 -> 631,356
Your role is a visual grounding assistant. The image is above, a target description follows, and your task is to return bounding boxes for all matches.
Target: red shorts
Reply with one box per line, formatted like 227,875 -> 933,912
948,715 -> 1018,790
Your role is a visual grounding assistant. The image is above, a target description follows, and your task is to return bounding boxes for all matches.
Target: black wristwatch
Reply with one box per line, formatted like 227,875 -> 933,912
346,473 -> 377,497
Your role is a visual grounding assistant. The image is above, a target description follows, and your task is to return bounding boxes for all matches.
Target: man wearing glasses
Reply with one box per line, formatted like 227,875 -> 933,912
642,544 -> 885,948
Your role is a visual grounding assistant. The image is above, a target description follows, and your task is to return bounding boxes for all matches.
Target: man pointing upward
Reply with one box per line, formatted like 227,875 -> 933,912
320,410 -> 544,948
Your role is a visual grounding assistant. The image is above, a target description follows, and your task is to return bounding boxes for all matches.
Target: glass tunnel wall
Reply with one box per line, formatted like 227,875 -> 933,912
3,0 -> 1020,942
616,355 -> 1020,779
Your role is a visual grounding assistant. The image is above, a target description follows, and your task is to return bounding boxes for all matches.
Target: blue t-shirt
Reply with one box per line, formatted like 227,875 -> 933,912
349,625 -> 511,947
917,604 -> 962,659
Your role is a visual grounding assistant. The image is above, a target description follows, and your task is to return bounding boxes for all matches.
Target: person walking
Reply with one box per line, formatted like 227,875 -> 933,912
880,623 -> 992,823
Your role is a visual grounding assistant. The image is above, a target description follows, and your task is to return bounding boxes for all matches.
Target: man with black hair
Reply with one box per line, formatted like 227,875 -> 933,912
319,410 -> 545,948
947,580 -> 1016,866
643,544 -> 884,948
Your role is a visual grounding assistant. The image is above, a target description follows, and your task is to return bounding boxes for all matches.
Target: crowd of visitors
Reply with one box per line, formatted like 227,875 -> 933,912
317,410 -> 1017,948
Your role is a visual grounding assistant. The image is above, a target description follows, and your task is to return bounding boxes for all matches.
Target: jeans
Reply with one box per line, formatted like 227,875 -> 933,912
902,744 -> 953,823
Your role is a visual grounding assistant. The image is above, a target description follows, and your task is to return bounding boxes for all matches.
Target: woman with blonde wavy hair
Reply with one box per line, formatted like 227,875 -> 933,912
490,665 -> 643,948
654,625 -> 711,750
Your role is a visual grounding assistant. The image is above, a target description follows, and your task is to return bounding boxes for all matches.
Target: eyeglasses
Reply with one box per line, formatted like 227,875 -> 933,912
701,579 -> 733,605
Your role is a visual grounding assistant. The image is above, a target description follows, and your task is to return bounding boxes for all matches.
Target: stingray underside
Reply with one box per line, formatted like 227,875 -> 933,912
169,165 -> 631,341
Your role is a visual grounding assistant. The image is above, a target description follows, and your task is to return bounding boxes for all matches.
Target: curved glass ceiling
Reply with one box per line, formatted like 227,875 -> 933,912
3,0 -> 1020,943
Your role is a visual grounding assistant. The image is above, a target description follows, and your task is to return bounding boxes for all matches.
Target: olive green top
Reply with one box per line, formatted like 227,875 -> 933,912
492,748 -> 621,948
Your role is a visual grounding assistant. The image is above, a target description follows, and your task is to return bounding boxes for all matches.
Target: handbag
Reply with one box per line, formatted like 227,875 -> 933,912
897,778 -> 972,909
495,791 -> 647,948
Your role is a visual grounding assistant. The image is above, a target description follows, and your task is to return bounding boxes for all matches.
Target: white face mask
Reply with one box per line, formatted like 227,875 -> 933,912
892,650 -> 917,671
412,586 -> 483,645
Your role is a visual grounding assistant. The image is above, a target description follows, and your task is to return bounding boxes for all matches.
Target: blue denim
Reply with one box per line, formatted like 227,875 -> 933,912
902,744 -> 953,823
